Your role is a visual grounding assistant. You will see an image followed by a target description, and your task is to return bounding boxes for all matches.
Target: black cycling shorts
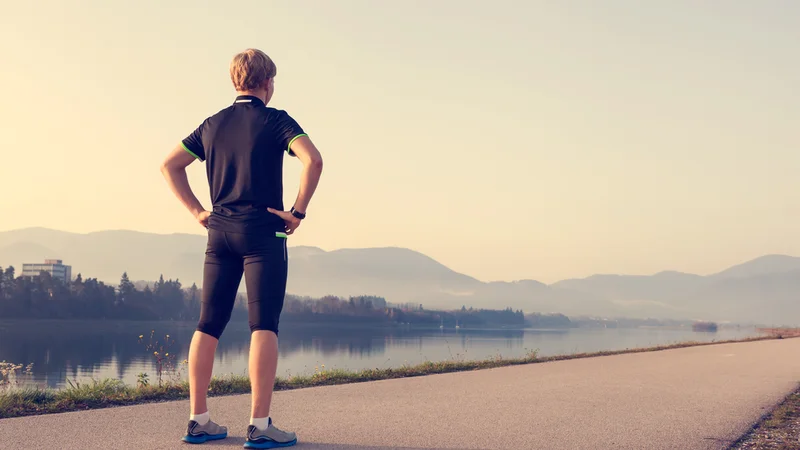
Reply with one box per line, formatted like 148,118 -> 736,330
197,228 -> 288,339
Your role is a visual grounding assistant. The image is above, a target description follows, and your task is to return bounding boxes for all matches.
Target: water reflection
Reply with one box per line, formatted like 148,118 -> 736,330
0,320 -> 756,389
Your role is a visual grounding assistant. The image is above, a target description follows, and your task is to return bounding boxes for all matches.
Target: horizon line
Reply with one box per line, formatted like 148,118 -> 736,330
1,226 -> 797,284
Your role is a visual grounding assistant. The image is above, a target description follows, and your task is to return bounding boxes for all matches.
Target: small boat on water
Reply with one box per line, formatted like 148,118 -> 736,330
692,321 -> 718,332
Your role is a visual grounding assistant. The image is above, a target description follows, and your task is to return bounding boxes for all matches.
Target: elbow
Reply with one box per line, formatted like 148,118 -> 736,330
160,159 -> 179,177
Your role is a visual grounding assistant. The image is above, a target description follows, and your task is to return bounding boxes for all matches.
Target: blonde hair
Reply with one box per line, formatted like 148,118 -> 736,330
229,49 -> 277,91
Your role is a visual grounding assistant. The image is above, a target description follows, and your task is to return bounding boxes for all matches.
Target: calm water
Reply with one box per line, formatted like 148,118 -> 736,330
0,320 -> 759,388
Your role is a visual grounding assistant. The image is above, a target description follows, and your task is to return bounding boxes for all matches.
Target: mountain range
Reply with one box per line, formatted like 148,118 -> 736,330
1,228 -> 798,326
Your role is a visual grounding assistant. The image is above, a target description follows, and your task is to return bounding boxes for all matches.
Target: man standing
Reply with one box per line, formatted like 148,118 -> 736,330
161,48 -> 323,448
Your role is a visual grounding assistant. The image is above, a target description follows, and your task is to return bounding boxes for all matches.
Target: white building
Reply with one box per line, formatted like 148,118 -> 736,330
22,259 -> 73,282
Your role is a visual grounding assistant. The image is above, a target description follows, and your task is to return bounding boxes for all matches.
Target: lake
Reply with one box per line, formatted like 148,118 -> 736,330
0,320 -> 759,389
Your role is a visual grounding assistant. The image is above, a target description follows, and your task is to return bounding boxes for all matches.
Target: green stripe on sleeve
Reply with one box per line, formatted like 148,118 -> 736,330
180,142 -> 201,159
287,133 -> 308,155
275,232 -> 288,239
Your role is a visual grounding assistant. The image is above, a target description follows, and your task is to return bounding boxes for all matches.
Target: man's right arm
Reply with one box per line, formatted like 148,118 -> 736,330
160,144 -> 209,227
160,120 -> 209,228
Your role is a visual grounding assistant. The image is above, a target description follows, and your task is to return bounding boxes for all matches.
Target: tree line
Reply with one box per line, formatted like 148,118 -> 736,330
0,266 -> 526,328
0,267 -> 195,320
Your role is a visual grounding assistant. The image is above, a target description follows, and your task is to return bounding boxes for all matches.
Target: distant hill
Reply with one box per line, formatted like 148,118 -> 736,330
1,227 -> 798,325
287,246 -> 483,302
551,260 -> 800,325
0,228 -> 206,285
552,271 -> 707,312
0,241 -> 57,265
709,254 -> 800,279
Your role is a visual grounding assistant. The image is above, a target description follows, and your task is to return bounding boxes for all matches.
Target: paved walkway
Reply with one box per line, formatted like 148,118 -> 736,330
2,338 -> 799,449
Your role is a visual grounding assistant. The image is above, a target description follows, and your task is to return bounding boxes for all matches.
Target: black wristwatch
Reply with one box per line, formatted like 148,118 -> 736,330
290,207 -> 306,220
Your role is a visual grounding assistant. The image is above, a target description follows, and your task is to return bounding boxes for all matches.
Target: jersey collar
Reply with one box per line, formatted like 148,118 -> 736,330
234,95 -> 265,106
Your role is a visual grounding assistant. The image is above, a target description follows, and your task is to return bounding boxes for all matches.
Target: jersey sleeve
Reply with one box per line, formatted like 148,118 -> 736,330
275,111 -> 306,157
181,121 -> 207,161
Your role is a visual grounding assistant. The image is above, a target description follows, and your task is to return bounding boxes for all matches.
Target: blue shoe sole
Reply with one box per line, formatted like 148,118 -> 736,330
243,438 -> 297,449
182,432 -> 228,444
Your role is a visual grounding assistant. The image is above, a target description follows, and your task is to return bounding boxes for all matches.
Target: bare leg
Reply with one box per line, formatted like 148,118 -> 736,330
189,331 -> 219,415
249,330 -> 279,418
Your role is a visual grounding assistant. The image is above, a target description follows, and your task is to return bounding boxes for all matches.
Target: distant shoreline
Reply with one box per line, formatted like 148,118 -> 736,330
0,318 -> 530,331
0,317 -> 762,332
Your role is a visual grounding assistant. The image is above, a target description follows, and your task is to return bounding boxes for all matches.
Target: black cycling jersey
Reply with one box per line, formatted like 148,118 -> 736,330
181,95 -> 306,234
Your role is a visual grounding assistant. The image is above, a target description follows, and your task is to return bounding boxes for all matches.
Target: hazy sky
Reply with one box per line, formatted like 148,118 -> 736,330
1,0 -> 798,283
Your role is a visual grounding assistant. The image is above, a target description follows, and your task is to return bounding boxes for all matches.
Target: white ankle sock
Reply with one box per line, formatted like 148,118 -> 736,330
250,417 -> 270,430
190,411 -> 210,426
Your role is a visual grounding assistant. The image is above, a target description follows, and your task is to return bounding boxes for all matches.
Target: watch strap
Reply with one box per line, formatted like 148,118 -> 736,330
290,207 -> 306,220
